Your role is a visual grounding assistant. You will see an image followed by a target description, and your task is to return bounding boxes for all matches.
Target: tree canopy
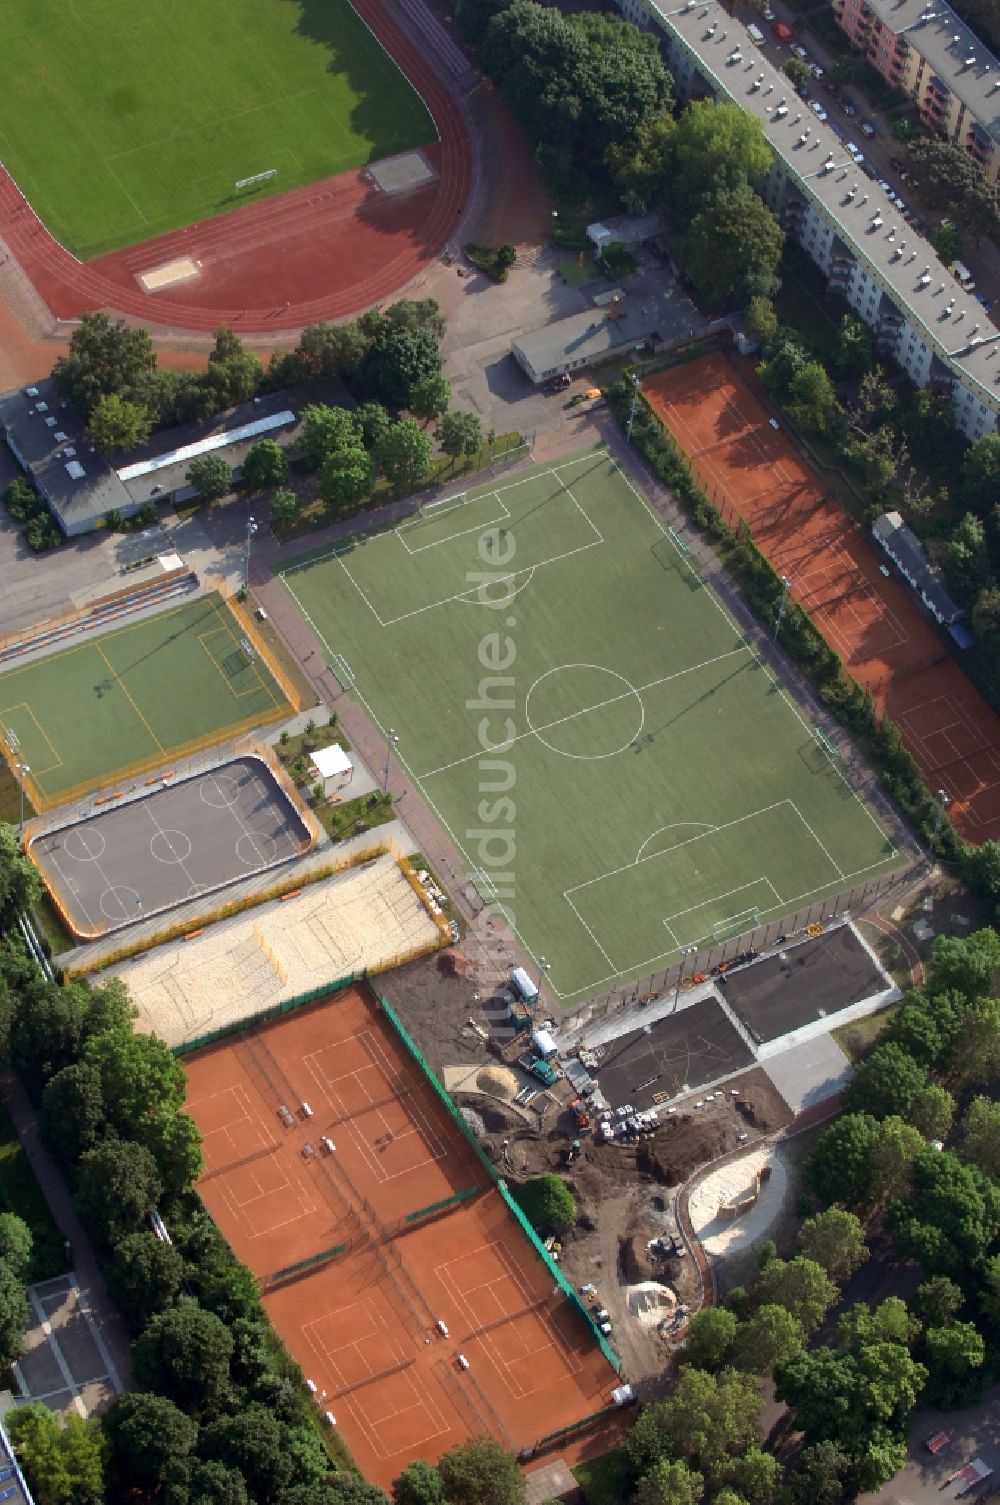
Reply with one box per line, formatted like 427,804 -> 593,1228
512,1174 -> 576,1232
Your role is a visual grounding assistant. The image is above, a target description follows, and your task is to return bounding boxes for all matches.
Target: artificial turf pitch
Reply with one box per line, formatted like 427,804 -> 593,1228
0,595 -> 289,801
281,451 -> 901,1006
0,0 -> 435,259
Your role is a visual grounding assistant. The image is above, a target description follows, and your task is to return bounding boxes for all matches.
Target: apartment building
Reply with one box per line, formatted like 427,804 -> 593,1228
833,0 -> 1000,184
611,0 -> 1000,440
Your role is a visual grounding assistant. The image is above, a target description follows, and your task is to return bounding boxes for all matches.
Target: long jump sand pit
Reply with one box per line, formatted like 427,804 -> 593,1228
108,853 -> 443,1047
183,985 -> 621,1484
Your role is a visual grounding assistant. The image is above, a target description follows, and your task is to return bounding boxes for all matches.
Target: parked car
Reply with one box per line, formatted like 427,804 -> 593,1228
810,99 -> 828,119
763,5 -> 775,17
810,62 -> 824,77
846,141 -> 864,161
841,101 -> 857,116
860,120 -> 875,137
791,42 -> 808,57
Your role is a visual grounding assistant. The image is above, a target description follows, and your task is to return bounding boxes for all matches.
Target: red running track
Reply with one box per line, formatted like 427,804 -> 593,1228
0,0 -> 471,335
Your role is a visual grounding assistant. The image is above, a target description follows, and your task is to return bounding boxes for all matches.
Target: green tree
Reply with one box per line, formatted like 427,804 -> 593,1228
0,1213 -> 31,1278
838,1297 -> 919,1354
10,976 -> 134,1098
320,448 -> 375,509
204,327 -> 262,408
410,374 -> 452,425
636,1459 -> 704,1505
753,1257 -> 837,1335
8,1405 -> 105,1505
393,1461 -> 446,1505
787,362 -> 839,434
719,1447 -> 780,1504
869,1115 -> 926,1203
605,113 -> 676,213
359,324 -> 445,411
784,57 -> 811,89
729,1303 -> 804,1374
437,1438 -> 526,1505
376,420 -> 434,489
787,1441 -> 854,1505
300,405 -> 362,470
104,1392 -> 197,1500
0,823 -> 43,927
797,1209 -> 867,1282
437,410 -> 483,467
185,454 -> 232,504
0,1257 -> 28,1369
88,393 -> 152,456
843,1042 -> 928,1121
745,297 -> 778,346
186,1459 -> 250,1505
680,185 -> 784,307
888,1146 -> 1000,1275
626,1368 -> 761,1476
199,1406 -> 293,1504
357,402 -> 394,449
942,513 -> 992,606
883,989 -> 952,1068
133,1299 -> 234,1417
39,1061 -> 104,1165
909,1083 -> 955,1141
924,1321 -> 985,1383
53,312 -> 157,420
960,1095 -> 1000,1174
106,1231 -> 184,1334
928,928 -> 1000,997
241,438 -> 288,491
512,1174 -> 575,1232
962,433 -> 1000,515
74,1139 -> 162,1248
683,1307 -> 738,1370
293,321 -> 372,380
669,100 -> 773,214
911,1275 -> 964,1328
832,314 -> 875,378
271,487 -> 301,528
952,995 -> 1000,1084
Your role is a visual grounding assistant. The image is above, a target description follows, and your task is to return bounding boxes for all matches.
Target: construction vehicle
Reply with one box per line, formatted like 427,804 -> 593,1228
570,1099 -> 591,1130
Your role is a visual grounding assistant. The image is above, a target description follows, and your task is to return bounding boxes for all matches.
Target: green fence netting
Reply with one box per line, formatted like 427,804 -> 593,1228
378,994 -> 623,1376
267,1240 -> 351,1288
174,971 -> 366,1055
404,1186 -> 480,1224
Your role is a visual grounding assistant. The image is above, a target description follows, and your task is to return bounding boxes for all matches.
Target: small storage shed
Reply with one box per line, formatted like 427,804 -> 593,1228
309,743 -> 353,796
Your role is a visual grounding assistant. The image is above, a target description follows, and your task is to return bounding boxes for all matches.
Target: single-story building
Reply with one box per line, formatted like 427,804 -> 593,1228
586,213 -> 667,252
309,743 -> 354,797
512,304 -> 658,384
0,377 -> 348,536
871,510 -> 967,634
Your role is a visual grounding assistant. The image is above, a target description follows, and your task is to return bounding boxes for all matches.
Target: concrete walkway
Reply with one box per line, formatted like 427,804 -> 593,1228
0,1072 -> 133,1396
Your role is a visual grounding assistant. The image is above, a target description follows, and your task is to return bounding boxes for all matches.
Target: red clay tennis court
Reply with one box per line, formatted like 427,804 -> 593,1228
644,351 -> 1000,842
183,986 -> 620,1486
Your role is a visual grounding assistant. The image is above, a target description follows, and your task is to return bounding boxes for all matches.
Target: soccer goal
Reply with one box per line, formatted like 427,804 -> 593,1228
711,907 -> 760,943
667,524 -> 693,557
235,169 -> 277,196
421,492 -> 465,520
331,653 -> 355,689
470,866 -> 499,906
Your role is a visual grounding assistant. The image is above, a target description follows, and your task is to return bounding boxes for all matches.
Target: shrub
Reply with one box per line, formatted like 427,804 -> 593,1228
513,1174 -> 575,1232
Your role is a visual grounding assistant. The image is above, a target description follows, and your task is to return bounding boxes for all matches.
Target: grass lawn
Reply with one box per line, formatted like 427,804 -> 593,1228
0,1102 -> 67,1282
575,1448 -> 632,1505
281,450 -> 900,1006
0,594 -> 289,805
0,0 -> 434,259
831,1001 -> 900,1061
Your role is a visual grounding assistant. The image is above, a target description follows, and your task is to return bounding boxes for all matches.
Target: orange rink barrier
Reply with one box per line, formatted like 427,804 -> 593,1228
643,351 -> 1000,843
183,986 -> 621,1485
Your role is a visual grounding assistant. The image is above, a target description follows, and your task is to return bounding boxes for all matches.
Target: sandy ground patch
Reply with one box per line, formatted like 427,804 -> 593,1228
110,854 -> 441,1046
688,1144 -> 788,1259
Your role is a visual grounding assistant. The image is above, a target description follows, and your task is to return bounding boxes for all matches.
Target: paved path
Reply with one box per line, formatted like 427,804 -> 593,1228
0,1072 -> 133,1395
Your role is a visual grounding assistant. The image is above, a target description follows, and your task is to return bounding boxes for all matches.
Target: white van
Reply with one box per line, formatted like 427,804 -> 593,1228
951,260 -> 976,291
747,22 -> 764,44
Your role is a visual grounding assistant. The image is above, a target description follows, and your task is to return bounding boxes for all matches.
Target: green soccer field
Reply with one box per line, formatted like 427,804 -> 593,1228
0,0 -> 435,259
281,452 -> 901,1004
0,595 -> 289,802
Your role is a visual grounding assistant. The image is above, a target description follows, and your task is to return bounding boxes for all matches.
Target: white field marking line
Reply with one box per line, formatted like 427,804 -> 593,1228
562,891 -> 618,977
635,822 -> 719,862
101,157 -> 148,226
492,1234 -> 583,1373
333,460 -> 899,997
799,548 -> 910,653
415,645 -> 751,781
363,1027 -> 449,1162
788,798 -> 846,881
661,875 -> 781,930
42,840 -> 101,932
396,494 -> 511,554
142,798 -> 200,898
70,1276 -> 124,1397
102,88 -> 324,167
24,1286 -> 86,1418
280,451 -> 605,577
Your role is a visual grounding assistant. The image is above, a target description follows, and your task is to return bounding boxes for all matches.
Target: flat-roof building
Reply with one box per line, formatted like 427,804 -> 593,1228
833,0 -> 1000,184
610,0 -> 1000,442
0,380 -> 345,536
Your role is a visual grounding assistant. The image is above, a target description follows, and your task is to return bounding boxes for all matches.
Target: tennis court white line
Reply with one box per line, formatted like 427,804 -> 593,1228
415,645 -> 751,780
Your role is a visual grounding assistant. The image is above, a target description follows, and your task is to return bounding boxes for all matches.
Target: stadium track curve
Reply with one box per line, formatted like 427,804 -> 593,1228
0,0 -> 474,334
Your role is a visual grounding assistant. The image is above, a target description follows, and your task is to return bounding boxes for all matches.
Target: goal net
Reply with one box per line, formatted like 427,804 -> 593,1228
421,492 -> 465,520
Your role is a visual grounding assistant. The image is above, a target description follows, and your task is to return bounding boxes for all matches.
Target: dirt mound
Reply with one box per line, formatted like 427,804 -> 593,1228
437,948 -> 474,978
638,1116 -> 727,1184
477,1065 -> 518,1101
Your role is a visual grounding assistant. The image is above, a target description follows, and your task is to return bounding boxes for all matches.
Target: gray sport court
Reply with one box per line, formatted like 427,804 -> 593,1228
29,756 -> 312,938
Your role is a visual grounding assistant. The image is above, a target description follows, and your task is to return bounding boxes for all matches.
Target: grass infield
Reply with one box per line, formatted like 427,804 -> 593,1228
0,594 -> 288,800
281,451 -> 901,1005
0,0 -> 435,259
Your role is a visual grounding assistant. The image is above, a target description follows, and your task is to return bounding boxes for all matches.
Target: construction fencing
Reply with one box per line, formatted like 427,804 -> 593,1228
174,971 -> 365,1055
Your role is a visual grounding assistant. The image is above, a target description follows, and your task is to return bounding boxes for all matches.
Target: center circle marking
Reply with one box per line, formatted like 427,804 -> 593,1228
525,663 -> 645,760
63,827 -> 106,862
150,829 -> 192,865
200,773 -> 240,808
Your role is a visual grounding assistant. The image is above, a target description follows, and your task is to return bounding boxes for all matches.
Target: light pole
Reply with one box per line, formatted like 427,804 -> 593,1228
626,371 -> 640,445
383,728 -> 399,794
536,955 -> 551,1002
244,515 -> 258,593
674,944 -> 697,1010
930,787 -> 951,852
774,576 -> 792,641
15,763 -> 29,835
